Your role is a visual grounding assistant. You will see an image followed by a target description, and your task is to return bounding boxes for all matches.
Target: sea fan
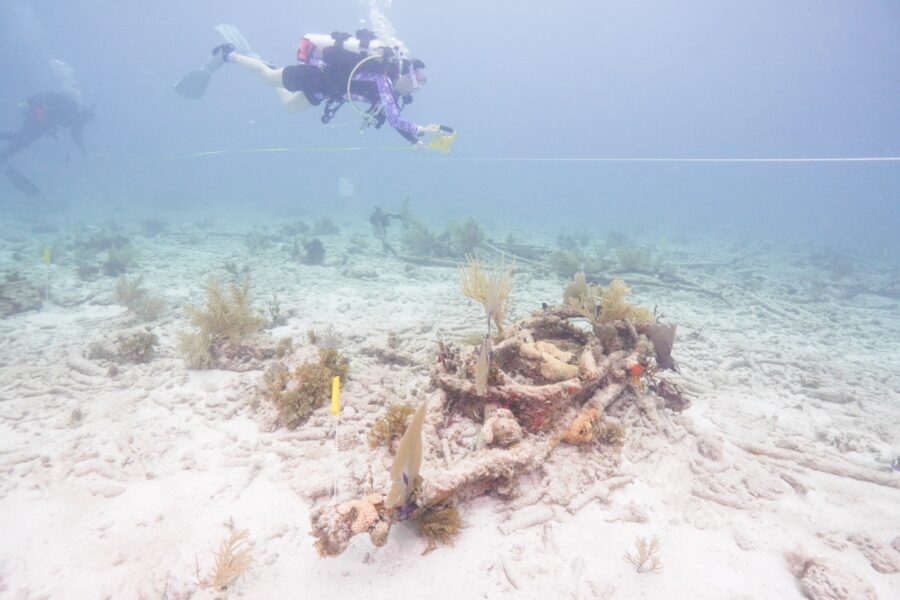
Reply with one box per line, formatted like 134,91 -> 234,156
386,400 -> 427,509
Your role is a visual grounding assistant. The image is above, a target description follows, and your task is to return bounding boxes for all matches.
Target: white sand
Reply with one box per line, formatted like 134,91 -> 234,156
0,215 -> 898,599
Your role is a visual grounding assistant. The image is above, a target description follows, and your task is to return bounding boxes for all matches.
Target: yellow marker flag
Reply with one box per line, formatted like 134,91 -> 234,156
331,376 -> 341,416
41,247 -> 51,265
428,131 -> 458,156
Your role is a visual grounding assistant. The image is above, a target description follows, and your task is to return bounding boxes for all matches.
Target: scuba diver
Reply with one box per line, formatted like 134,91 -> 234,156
176,27 -> 450,147
1,92 -> 94,162
369,205 -> 405,254
1,92 -> 94,197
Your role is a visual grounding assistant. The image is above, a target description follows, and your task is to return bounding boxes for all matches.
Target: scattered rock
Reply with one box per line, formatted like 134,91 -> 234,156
69,408 -> 83,427
848,532 -> 900,574
619,502 -> 649,524
0,280 -> 42,317
785,553 -> 877,600
88,327 -> 159,364
696,435 -> 724,461
343,266 -> 379,280
808,388 -> 856,404
481,407 -> 524,448
731,528 -> 758,551
87,483 -> 127,498
654,379 -> 691,411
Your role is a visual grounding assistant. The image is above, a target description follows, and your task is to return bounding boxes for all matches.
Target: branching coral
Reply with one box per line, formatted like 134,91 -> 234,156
178,275 -> 265,369
177,328 -> 213,370
102,243 -> 138,277
263,348 -> 350,429
369,403 -> 416,449
459,255 -> 513,336
186,275 -> 265,342
624,535 -> 663,573
204,529 -> 253,590
402,214 -> 438,256
600,279 -> 654,326
448,217 -> 485,255
566,274 -> 654,332
114,275 -> 145,306
114,275 -> 166,321
549,250 -> 583,278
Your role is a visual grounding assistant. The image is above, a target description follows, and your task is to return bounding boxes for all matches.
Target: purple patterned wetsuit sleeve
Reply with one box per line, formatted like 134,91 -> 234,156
354,72 -> 422,144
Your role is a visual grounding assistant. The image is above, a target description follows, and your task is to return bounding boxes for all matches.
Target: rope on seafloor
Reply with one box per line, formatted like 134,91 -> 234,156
479,240 -> 543,267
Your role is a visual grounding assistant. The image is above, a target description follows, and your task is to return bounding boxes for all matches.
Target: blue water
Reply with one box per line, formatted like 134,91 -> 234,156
0,0 -> 898,250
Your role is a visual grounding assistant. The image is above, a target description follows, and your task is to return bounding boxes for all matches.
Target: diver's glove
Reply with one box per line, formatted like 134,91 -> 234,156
206,43 -> 236,73
417,124 -> 442,136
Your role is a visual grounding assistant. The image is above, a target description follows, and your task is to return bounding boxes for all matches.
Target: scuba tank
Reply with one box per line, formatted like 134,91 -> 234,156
297,29 -> 392,64
298,29 -> 406,127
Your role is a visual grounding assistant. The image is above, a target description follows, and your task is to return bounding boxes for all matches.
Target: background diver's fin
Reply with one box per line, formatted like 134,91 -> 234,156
174,69 -> 212,100
5,167 -> 41,197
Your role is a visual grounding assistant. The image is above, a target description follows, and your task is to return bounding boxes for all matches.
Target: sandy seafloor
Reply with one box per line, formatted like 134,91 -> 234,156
0,202 -> 898,600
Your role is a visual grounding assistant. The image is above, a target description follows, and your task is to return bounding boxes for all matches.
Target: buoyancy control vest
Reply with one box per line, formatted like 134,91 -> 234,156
299,30 -> 398,125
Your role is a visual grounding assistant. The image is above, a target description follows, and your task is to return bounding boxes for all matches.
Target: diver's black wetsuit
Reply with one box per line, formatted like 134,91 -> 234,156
0,93 -> 93,161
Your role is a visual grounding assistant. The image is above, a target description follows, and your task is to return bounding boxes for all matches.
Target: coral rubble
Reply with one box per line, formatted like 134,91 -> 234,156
309,275 -> 686,557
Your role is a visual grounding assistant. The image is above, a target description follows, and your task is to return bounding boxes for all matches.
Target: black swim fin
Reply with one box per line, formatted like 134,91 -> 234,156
5,166 -> 40,197
174,69 -> 212,100
174,45 -> 232,99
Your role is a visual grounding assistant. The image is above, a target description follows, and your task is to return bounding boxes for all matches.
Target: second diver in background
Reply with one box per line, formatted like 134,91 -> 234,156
0,92 -> 94,197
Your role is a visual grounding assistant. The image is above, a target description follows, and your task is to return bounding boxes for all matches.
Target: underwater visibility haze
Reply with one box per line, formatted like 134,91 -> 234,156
0,1 -> 898,598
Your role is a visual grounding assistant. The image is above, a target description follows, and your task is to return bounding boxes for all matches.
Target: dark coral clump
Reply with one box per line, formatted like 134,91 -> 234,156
594,420 -> 626,450
414,506 -> 463,554
264,348 -> 350,429
0,279 -> 42,318
294,238 -> 325,265
88,327 -> 159,364
117,330 -> 159,363
368,403 -> 416,449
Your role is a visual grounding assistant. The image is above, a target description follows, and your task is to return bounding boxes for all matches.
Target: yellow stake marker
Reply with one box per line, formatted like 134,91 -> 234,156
331,376 -> 341,416
41,246 -> 51,265
331,375 -> 342,498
